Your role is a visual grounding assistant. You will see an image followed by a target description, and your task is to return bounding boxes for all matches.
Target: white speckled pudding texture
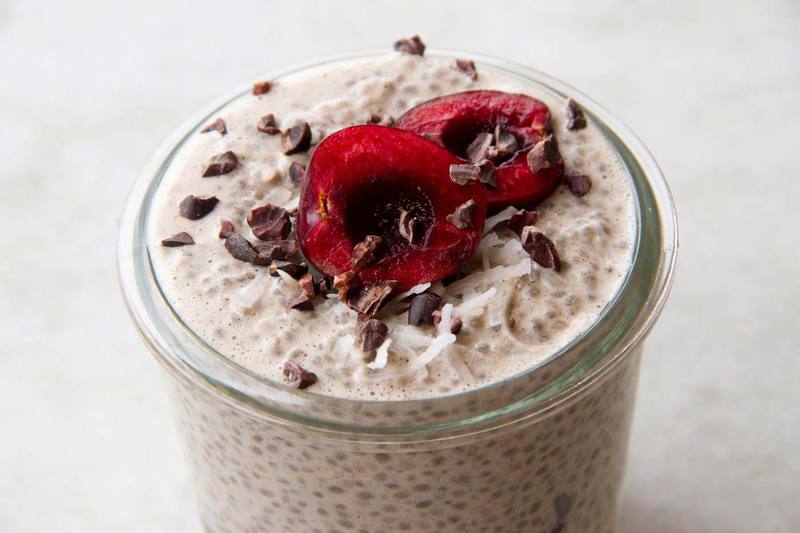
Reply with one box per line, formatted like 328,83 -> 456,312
149,52 -> 635,401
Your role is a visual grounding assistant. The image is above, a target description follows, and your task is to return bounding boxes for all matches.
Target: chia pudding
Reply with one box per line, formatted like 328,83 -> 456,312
120,37 -> 676,533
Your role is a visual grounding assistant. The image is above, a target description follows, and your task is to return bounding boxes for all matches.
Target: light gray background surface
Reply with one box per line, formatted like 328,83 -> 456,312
1,1 -> 798,531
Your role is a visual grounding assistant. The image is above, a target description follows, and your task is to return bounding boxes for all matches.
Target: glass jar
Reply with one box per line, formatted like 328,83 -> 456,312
118,49 -> 677,533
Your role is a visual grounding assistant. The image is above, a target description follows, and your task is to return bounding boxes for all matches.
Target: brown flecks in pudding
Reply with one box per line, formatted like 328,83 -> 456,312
446,199 -> 478,230
527,135 -> 558,173
351,235 -> 383,269
252,240 -> 299,265
179,194 -> 219,220
165,352 -> 640,530
247,204 -> 292,241
288,161 -> 306,184
280,122 -> 312,155
453,59 -> 478,81
358,318 -> 388,351
333,271 -> 361,301
282,361 -> 317,388
202,151 -> 238,177
494,124 -> 519,157
564,173 -> 592,197
393,35 -> 426,56
551,492 -> 574,532
218,219 -> 235,239
407,293 -> 441,326
521,227 -> 561,271
346,281 -> 397,318
507,209 -> 539,235
433,309 -> 463,334
224,233 -> 258,263
366,112 -> 395,127
269,260 -> 308,279
398,209 -> 421,244
565,98 -> 587,130
476,159 -> 497,188
466,132 -> 494,164
257,113 -> 280,135
252,80 -> 272,96
449,163 -> 480,186
554,492 -> 573,520
161,232 -> 194,247
200,118 -> 227,135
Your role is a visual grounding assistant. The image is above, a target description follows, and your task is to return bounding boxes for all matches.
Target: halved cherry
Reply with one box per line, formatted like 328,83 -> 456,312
297,125 -> 487,291
396,90 -> 564,213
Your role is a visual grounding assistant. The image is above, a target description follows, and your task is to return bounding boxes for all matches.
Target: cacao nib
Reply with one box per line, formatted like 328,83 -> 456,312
252,80 -> 272,96
453,59 -> 478,81
352,235 -> 383,269
393,35 -> 425,56
358,319 -> 388,351
224,233 -> 257,263
247,204 -> 292,241
564,173 -> 592,197
200,118 -> 226,135
202,151 -> 238,177
407,292 -> 441,326
446,199 -> 478,230
282,361 -> 317,388
565,98 -> 587,130
281,122 -> 312,155
179,195 -> 218,220
161,232 -> 194,247
520,227 -> 561,271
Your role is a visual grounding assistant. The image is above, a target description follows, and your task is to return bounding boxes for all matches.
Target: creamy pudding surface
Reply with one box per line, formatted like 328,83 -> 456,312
149,52 -> 635,401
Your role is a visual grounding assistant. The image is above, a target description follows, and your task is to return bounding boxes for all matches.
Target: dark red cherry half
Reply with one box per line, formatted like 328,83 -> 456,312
396,90 -> 564,213
297,125 -> 487,291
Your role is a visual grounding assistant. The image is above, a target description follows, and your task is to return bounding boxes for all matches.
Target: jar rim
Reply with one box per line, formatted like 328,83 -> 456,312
117,48 -> 678,438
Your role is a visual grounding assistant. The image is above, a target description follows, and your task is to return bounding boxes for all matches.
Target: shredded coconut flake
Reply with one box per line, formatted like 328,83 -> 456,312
390,325 -> 434,348
482,206 -> 518,236
366,338 -> 392,370
488,284 -> 512,327
232,273 -> 271,311
334,334 -> 356,357
394,282 -> 431,301
408,303 -> 457,371
275,269 -> 299,286
383,282 -> 432,316
478,233 -> 504,270
492,238 -> 527,265
444,259 -> 531,297
454,287 -> 498,317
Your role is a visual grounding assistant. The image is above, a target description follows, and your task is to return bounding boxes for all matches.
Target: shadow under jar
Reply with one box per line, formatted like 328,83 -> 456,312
118,50 -> 677,533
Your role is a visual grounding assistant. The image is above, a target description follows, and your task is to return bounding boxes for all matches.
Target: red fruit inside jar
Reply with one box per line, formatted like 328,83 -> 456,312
396,90 -> 564,213
297,125 -> 487,291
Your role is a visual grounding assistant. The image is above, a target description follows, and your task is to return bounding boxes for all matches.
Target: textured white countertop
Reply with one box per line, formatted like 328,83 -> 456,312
1,1 -> 798,531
